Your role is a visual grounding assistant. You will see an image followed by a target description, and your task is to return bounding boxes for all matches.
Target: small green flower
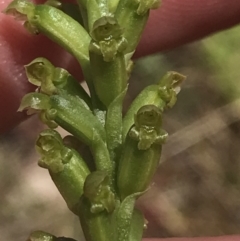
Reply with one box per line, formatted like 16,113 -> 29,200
83,171 -> 116,213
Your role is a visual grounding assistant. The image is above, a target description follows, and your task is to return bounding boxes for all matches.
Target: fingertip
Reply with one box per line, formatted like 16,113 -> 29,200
136,0 -> 240,57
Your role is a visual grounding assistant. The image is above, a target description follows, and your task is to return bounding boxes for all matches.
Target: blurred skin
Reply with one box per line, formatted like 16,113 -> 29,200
1,0 -> 240,240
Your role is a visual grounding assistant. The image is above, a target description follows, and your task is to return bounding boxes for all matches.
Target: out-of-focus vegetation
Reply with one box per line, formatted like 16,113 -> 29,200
1,25 -> 240,240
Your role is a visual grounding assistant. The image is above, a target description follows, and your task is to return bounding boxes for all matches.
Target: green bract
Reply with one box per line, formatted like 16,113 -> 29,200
4,0 -> 186,240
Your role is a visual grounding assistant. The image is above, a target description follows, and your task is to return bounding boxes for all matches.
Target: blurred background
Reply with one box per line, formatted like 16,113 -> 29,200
1,23 -> 240,240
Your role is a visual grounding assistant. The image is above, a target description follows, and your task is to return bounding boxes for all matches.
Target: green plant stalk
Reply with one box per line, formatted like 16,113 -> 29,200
3,0 -> 185,240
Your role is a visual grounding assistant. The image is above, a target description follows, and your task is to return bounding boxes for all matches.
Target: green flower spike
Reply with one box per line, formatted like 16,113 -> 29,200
122,71 -> 186,141
36,129 -> 90,214
117,105 -> 167,200
84,171 -> 116,213
90,16 -> 127,62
